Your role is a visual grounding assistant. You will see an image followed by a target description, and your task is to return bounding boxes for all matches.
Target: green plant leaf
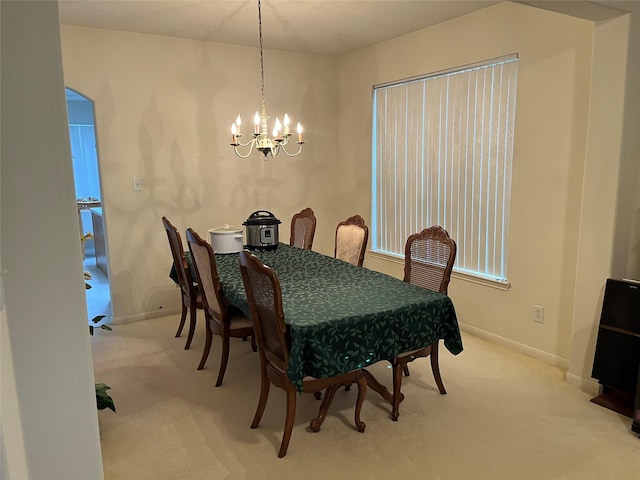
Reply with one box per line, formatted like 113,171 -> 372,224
95,383 -> 116,412
91,315 -> 106,324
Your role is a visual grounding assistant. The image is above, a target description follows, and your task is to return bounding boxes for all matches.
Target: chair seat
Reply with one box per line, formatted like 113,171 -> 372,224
396,342 -> 434,358
229,308 -> 253,329
396,347 -> 423,358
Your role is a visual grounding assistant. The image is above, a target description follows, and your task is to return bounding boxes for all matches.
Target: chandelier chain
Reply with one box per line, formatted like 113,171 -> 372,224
258,0 -> 266,117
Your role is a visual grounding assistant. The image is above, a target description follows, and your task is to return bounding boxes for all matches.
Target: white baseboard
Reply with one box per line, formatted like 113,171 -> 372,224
459,322 -> 603,394
565,372 -> 602,396
111,306 -> 181,325
459,321 -> 569,369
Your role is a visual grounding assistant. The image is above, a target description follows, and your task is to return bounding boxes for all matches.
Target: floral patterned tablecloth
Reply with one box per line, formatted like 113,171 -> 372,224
171,243 -> 463,391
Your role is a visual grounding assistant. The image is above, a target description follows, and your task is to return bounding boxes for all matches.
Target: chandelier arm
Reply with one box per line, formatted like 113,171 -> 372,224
277,136 -> 290,147
233,141 -> 256,159
235,136 -> 256,148
279,143 -> 306,157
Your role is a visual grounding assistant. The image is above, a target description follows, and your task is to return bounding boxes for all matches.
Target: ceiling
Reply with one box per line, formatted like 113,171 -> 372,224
58,1 -> 628,57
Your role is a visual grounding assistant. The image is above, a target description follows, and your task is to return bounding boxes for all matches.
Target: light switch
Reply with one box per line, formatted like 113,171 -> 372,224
132,177 -> 143,191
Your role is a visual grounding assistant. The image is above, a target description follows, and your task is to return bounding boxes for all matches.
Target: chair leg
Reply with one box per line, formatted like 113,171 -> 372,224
278,387 -> 297,458
353,372 -> 367,432
403,365 -> 410,376
391,362 -> 404,421
175,302 -> 187,338
215,333 -> 230,387
430,341 -> 447,394
197,322 -> 213,370
251,371 -> 270,429
241,335 -> 257,352
184,297 -> 197,350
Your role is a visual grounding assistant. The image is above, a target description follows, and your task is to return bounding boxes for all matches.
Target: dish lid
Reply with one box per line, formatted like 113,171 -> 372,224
243,210 -> 282,226
209,224 -> 243,234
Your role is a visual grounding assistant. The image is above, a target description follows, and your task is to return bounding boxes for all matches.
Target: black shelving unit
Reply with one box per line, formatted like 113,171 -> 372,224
590,279 -> 640,433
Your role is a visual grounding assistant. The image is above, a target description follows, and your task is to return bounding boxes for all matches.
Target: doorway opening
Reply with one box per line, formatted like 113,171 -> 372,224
65,88 -> 112,325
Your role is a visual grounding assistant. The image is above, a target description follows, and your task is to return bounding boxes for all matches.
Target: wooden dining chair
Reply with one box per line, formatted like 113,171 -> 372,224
239,250 -> 367,458
162,216 -> 203,350
289,207 -> 316,250
391,225 -> 457,421
334,214 -> 369,267
186,228 -> 256,386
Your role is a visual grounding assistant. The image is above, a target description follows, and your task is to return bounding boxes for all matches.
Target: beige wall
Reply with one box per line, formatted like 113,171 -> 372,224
338,0 -> 634,388
613,2 -> 640,280
566,12 -> 627,387
60,26 -> 339,322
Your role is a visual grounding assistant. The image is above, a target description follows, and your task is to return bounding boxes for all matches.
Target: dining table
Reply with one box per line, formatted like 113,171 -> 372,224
170,242 -> 463,399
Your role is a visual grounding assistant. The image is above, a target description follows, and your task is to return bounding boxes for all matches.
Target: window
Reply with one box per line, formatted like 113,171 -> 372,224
372,55 -> 518,283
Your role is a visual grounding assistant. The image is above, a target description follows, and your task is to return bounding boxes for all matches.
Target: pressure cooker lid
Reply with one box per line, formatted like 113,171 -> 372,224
243,210 -> 282,226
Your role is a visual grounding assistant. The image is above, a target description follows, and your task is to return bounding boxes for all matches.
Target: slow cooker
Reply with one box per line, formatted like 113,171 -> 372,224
243,210 -> 281,250
208,225 -> 244,254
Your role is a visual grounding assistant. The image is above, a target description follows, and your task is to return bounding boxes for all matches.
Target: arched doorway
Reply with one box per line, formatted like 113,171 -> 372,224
65,87 -> 112,324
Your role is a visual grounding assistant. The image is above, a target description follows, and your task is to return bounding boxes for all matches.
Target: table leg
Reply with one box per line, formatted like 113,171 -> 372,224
362,368 -> 403,404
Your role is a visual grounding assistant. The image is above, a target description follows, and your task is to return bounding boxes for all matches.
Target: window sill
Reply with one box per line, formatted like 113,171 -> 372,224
451,271 -> 511,291
369,250 -> 404,265
369,250 -> 511,291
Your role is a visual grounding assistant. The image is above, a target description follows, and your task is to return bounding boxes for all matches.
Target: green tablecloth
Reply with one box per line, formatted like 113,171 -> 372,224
171,243 -> 463,391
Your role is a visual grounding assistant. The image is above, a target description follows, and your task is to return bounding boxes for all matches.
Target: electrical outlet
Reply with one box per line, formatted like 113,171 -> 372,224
533,305 -> 544,323
132,177 -> 143,191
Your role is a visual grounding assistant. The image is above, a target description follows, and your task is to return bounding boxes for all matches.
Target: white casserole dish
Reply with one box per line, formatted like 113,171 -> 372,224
208,225 -> 244,254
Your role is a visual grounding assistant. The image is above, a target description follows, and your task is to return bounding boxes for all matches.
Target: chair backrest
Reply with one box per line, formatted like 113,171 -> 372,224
290,207 -> 316,250
334,214 -> 369,267
185,228 -> 223,319
162,216 -> 194,294
403,226 -> 456,295
239,250 -> 289,370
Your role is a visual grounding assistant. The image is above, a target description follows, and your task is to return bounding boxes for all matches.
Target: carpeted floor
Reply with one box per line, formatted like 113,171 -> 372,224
91,313 -> 640,480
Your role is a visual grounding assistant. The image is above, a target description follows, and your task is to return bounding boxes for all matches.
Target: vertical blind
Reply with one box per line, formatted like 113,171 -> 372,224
372,55 -> 518,282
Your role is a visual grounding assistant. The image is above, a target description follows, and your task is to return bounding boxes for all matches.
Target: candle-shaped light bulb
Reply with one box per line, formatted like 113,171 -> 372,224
283,114 -> 290,135
254,111 -> 260,134
235,115 -> 242,135
274,117 -> 282,140
297,122 -> 303,142
231,123 -> 238,143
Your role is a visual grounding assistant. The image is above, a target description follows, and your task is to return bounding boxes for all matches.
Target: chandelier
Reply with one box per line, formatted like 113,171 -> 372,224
230,0 -> 306,159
